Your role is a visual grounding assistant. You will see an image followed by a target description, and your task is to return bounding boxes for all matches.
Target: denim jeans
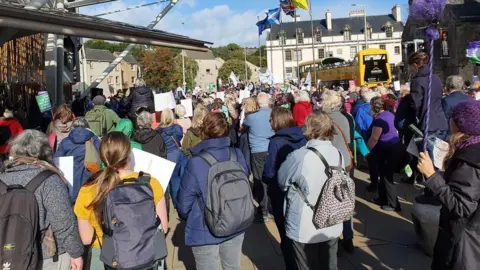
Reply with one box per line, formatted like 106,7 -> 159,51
191,234 -> 245,270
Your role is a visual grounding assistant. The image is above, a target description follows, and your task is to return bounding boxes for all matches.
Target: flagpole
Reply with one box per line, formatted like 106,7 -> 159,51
295,9 -> 300,81
270,29 -> 273,76
258,15 -> 262,70
309,0 -> 317,86
244,46 -> 248,82
281,19 -> 285,82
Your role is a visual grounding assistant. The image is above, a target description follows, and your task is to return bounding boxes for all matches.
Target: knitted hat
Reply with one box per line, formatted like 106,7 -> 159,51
452,100 -> 480,136
93,95 -> 106,105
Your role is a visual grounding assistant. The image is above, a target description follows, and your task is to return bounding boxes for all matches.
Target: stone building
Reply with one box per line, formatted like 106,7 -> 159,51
113,52 -> 140,91
402,0 -> 480,82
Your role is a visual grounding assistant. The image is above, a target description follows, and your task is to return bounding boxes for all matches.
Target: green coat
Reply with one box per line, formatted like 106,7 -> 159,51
181,128 -> 202,157
114,119 -> 143,150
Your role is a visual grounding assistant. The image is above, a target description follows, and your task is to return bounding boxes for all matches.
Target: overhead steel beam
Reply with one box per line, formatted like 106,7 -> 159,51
65,0 -> 116,9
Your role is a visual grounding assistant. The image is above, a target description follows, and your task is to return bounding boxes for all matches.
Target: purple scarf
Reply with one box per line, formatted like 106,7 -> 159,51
456,135 -> 480,150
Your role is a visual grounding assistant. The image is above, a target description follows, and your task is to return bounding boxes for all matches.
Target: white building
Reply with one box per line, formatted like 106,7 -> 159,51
267,5 -> 404,82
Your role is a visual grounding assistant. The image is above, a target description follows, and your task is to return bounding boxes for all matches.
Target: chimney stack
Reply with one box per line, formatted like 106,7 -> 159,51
326,9 -> 332,30
392,4 -> 401,22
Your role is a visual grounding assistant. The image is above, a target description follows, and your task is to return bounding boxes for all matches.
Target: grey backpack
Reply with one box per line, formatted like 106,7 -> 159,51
199,148 -> 255,237
100,172 -> 167,270
296,147 -> 355,229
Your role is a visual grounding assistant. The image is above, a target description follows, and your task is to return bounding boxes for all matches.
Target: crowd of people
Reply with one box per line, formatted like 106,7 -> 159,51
1,51 -> 480,270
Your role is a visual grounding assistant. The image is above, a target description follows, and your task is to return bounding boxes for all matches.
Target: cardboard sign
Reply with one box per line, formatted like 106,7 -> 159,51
131,148 -> 176,191
36,91 -> 52,113
154,91 -> 176,111
180,98 -> 193,117
54,156 -> 74,197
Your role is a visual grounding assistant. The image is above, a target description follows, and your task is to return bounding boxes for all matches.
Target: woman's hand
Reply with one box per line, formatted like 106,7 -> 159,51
418,152 -> 436,178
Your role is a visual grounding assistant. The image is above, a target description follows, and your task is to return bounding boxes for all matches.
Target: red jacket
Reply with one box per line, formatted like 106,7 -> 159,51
0,118 -> 23,154
293,101 -> 313,127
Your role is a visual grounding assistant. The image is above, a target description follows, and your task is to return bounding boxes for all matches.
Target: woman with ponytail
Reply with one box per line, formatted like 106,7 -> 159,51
74,132 -> 168,269
418,100 -> 480,269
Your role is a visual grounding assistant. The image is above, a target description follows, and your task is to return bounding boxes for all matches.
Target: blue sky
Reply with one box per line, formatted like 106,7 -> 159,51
81,0 -> 409,47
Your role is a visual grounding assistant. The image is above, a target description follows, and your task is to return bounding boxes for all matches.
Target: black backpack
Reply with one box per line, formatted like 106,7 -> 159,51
100,172 -> 167,269
0,170 -> 55,270
0,125 -> 12,145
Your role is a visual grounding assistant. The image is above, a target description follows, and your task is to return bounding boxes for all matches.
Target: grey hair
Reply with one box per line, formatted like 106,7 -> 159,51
72,117 -> 90,129
320,90 -> 342,112
298,90 -> 310,102
136,111 -> 153,129
445,75 -> 464,92
9,129 -> 54,165
257,92 -> 269,108
363,91 -> 380,103
135,78 -> 146,87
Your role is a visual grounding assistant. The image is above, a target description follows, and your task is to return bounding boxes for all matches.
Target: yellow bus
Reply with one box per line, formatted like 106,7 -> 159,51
299,48 -> 392,88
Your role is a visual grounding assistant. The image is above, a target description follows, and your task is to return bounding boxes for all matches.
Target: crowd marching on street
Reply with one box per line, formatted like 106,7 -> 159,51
2,50 -> 480,270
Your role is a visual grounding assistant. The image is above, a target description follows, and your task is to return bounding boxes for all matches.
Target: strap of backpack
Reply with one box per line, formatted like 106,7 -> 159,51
307,147 -> 343,177
25,170 -> 56,193
293,183 -> 315,211
229,148 -> 237,162
198,152 -> 218,167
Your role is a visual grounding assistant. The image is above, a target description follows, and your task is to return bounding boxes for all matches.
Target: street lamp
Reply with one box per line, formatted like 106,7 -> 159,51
352,4 -> 368,49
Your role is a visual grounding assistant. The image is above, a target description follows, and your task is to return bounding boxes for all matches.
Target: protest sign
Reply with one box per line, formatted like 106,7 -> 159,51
36,91 -> 52,113
216,91 -> 225,101
238,89 -> 251,104
154,91 -> 176,111
54,156 -> 74,197
180,98 -> 193,117
433,138 -> 449,170
131,148 -> 175,191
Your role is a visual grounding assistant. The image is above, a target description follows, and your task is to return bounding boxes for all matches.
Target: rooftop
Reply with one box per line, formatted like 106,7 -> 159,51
113,52 -> 138,64
85,48 -> 115,62
270,15 -> 403,39
183,50 -> 216,60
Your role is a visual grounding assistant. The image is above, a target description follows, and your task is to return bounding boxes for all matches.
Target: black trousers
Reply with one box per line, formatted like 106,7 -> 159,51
291,238 -> 338,270
251,152 -> 269,215
376,145 -> 400,208
268,183 -> 297,270
367,153 -> 379,188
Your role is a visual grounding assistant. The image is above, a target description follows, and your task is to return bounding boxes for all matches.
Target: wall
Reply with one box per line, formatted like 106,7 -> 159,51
119,61 -> 138,90
195,59 -> 220,90
267,33 -> 403,82
80,60 -> 123,97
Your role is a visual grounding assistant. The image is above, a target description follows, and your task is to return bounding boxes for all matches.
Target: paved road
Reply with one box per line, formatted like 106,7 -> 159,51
165,169 -> 431,270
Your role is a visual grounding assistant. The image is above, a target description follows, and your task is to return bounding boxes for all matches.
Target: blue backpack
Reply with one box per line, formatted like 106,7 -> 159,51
100,172 -> 167,269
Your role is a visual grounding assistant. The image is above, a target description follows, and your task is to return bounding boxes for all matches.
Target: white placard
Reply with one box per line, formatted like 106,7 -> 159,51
238,90 -> 251,104
433,138 -> 450,170
54,156 -> 74,197
216,92 -> 225,101
131,148 -> 176,191
180,98 -> 193,117
394,81 -> 401,92
154,91 -> 176,111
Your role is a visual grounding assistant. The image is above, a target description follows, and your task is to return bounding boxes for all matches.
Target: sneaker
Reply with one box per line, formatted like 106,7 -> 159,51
342,239 -> 355,254
381,205 -> 395,211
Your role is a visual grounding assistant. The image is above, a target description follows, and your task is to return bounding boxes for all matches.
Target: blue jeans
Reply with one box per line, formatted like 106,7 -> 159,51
343,218 -> 354,241
191,234 -> 245,270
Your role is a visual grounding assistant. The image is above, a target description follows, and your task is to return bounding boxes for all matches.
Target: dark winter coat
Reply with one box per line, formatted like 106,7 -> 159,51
442,91 -> 470,124
263,126 -> 306,184
176,137 -> 249,246
134,128 -> 167,159
426,143 -> 480,270
410,66 -> 448,133
54,128 -> 101,203
129,86 -> 154,117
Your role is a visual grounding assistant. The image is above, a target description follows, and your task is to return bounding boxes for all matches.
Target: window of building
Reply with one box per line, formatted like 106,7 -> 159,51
90,76 -> 93,83
130,64 -> 135,71
206,69 -> 211,73
131,77 -> 135,84
380,44 -> 386,50
367,24 -> 373,39
385,22 -> 393,38
343,25 -> 352,41
315,27 -> 322,43
279,30 -> 287,45
318,48 -> 325,59
394,46 -> 400,55
285,49 -> 292,61
115,65 -> 120,71
362,45 -> 367,50
293,50 -> 302,61
88,62 -> 93,69
115,76 -> 119,84
107,76 -> 112,84
350,46 -> 357,59
296,29 -> 304,44
336,48 -> 343,55
286,67 -> 293,74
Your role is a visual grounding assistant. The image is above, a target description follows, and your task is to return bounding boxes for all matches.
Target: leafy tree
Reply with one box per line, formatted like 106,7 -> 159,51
140,47 -> 176,91
226,43 -> 241,52
174,55 -> 199,90
84,39 -> 145,59
218,59 -> 252,82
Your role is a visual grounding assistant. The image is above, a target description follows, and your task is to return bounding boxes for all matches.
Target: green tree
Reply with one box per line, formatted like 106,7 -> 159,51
174,55 -> 199,90
140,47 -> 176,91
218,59 -> 252,82
84,40 -> 145,59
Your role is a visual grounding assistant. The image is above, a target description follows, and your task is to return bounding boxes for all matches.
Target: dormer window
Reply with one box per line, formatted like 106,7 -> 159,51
279,30 -> 287,45
296,28 -> 304,44
343,25 -> 352,41
385,21 -> 393,38
314,27 -> 322,43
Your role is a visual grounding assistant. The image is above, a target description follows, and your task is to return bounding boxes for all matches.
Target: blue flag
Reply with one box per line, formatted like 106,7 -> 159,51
267,8 -> 281,25
256,16 -> 269,36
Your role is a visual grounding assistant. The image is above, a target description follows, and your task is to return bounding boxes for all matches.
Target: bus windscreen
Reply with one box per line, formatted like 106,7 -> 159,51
363,54 -> 389,83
